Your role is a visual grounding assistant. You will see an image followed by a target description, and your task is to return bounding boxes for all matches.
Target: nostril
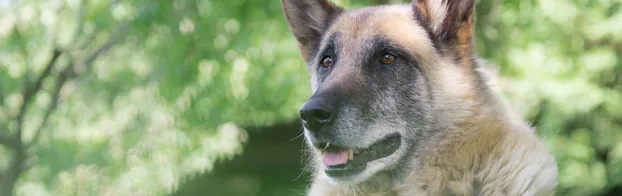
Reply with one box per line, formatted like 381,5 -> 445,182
299,111 -> 308,122
311,109 -> 332,121
299,97 -> 336,130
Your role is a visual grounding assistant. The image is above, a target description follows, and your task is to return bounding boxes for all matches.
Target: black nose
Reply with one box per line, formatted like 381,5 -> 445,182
299,97 -> 335,131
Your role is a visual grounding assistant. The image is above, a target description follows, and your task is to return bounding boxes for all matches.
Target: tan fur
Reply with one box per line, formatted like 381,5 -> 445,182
321,5 -> 438,68
416,0 -> 447,32
395,104 -> 557,196
304,4 -> 557,196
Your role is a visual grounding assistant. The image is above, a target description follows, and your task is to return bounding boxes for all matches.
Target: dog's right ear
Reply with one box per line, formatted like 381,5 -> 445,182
412,0 -> 476,68
281,0 -> 343,62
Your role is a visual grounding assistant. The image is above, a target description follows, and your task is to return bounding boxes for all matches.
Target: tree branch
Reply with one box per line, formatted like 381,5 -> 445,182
15,49 -> 62,129
27,14 -> 132,148
1,48 -> 61,196
28,66 -> 71,147
87,24 -> 130,69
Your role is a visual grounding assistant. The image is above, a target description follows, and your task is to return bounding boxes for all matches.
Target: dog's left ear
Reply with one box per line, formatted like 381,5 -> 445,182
413,0 -> 476,65
281,0 -> 344,62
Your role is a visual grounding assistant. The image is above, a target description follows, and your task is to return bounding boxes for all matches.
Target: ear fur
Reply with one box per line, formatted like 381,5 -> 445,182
281,0 -> 344,62
413,0 -> 476,66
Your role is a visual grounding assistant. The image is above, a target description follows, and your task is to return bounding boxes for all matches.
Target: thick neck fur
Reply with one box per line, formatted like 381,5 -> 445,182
419,56 -> 513,163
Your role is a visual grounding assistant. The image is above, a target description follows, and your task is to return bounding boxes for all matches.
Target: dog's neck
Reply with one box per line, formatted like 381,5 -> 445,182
414,60 -> 520,163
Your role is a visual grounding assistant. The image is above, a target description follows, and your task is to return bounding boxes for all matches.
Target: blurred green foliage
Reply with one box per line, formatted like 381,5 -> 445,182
0,0 -> 620,195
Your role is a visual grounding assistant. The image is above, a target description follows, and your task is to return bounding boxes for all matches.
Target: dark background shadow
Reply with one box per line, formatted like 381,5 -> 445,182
174,122 -> 309,196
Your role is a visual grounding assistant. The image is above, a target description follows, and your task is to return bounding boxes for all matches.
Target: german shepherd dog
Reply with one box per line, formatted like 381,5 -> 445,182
281,0 -> 558,195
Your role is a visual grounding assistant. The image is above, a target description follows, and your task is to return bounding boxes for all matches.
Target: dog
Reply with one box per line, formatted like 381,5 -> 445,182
281,0 -> 558,195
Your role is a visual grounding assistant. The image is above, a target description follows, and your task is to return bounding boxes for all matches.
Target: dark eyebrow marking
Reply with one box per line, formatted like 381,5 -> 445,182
363,36 -> 412,61
314,32 -> 341,61
358,35 -> 421,71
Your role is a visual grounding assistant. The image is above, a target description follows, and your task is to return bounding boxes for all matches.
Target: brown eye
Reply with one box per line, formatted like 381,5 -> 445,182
379,53 -> 397,64
321,56 -> 333,68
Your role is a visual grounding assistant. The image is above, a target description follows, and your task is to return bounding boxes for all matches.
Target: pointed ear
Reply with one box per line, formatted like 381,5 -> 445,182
413,0 -> 476,64
281,0 -> 344,62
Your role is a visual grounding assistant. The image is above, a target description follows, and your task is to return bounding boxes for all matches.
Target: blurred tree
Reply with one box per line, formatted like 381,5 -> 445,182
1,0 -> 307,195
0,0 -> 620,196
473,0 -> 622,195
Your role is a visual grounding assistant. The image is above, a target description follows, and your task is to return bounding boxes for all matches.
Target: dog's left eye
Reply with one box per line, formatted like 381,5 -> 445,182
320,55 -> 333,68
379,53 -> 397,65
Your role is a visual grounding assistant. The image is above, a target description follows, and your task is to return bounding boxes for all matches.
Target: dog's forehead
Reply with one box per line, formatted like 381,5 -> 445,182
332,5 -> 412,37
322,5 -> 437,64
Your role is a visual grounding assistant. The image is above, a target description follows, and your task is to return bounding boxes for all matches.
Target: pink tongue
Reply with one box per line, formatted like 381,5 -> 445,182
322,151 -> 349,166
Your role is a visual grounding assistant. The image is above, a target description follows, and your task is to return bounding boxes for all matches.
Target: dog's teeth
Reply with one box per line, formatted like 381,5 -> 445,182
348,149 -> 354,160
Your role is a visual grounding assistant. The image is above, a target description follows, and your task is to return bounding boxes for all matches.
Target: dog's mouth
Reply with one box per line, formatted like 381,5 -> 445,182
317,133 -> 402,177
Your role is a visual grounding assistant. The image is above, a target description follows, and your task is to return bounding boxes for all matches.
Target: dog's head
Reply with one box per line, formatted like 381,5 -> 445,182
282,0 -> 480,185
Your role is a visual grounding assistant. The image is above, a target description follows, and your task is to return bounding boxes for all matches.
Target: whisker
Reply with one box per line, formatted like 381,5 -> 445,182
290,131 -> 305,141
290,125 -> 305,141
293,139 -> 311,182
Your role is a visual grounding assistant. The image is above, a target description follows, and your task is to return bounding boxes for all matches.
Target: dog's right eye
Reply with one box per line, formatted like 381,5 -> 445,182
379,53 -> 397,65
320,56 -> 333,68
